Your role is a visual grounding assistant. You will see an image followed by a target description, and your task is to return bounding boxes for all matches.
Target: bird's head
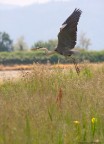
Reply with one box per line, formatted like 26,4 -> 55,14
31,47 -> 42,51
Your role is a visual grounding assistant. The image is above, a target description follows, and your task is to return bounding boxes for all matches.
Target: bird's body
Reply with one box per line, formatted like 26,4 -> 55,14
32,8 -> 82,75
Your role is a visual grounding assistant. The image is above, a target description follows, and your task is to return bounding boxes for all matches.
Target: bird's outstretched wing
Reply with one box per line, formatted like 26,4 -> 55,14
57,8 -> 82,52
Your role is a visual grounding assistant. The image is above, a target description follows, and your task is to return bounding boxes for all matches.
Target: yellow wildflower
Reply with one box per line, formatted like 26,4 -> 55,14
91,117 -> 97,124
73,121 -> 80,124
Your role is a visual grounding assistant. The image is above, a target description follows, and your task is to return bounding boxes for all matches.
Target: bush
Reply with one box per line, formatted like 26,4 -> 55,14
0,50 -> 104,65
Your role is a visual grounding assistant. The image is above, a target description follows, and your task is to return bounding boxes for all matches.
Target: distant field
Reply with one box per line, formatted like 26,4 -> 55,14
0,63 -> 103,81
0,64 -> 34,71
0,62 -> 104,70
0,63 -> 104,143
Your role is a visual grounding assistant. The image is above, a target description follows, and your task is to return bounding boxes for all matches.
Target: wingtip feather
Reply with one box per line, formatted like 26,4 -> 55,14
74,8 -> 82,14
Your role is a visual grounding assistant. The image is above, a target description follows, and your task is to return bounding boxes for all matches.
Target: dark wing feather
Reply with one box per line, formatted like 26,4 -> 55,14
56,8 -> 82,53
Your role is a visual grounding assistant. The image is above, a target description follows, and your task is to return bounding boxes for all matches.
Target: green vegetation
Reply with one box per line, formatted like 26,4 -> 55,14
0,31 -> 104,65
0,32 -> 12,52
0,64 -> 104,143
32,39 -> 58,51
0,50 -> 104,65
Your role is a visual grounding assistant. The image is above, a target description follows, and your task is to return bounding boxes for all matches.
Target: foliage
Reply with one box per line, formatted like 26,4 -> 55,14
0,50 -> 104,65
0,51 -> 64,65
0,32 -> 13,51
79,50 -> 104,62
32,39 -> 58,50
0,64 -> 104,143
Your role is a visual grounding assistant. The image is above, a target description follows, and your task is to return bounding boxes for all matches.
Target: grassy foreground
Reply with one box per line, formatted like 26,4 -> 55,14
0,64 -> 104,144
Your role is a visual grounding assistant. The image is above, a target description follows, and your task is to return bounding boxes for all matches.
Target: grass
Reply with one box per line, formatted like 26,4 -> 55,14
0,64 -> 34,70
0,62 -> 104,70
0,63 -> 104,143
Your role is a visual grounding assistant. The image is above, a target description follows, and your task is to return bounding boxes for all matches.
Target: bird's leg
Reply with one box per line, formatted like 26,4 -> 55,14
65,56 -> 80,75
71,57 -> 80,75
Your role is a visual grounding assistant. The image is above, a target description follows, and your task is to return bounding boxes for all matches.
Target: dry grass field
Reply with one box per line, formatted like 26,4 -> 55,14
0,63 -> 104,144
0,62 -> 104,71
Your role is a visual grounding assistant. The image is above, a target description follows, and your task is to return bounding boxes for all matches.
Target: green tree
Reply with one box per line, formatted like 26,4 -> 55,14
32,39 -> 57,50
0,32 -> 13,51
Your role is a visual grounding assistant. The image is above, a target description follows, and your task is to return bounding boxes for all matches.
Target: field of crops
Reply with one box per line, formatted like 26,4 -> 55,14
0,63 -> 104,144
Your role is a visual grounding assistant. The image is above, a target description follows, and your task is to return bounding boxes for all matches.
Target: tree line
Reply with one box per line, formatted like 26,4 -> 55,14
0,31 -> 104,65
0,50 -> 104,65
0,31 -> 92,52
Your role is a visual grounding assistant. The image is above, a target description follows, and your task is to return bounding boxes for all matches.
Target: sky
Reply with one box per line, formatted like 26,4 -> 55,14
0,0 -> 70,6
0,0 -> 104,50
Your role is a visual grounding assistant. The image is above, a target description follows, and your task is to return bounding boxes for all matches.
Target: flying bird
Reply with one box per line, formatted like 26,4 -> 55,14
32,8 -> 82,75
